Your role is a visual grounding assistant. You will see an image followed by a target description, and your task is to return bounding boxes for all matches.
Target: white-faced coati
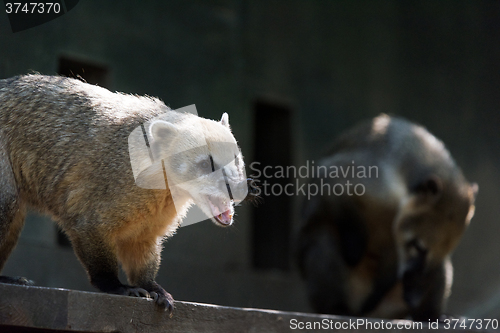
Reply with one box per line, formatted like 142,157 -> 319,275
0,75 -> 248,312
297,114 -> 477,321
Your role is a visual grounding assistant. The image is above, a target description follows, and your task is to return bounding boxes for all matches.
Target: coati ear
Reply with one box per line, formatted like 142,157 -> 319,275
220,113 -> 230,129
414,175 -> 442,204
466,183 -> 479,225
470,182 -> 479,200
149,120 -> 178,141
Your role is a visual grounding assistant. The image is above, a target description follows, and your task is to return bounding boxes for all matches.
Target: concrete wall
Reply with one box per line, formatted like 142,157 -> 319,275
1,0 -> 499,319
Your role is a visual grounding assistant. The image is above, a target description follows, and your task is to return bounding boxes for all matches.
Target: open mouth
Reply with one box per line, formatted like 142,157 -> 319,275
207,196 -> 233,226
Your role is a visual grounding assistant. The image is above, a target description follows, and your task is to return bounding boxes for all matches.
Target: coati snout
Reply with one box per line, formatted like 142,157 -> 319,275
396,175 -> 476,264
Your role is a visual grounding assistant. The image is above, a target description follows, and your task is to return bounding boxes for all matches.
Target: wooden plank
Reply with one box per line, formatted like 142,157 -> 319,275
0,283 -> 491,332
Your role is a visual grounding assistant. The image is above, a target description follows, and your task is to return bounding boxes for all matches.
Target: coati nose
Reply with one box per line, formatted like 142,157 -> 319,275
229,179 -> 250,203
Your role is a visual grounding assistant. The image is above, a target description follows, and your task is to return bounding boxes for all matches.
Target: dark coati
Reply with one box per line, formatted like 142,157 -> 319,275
297,114 -> 477,321
0,75 -> 248,312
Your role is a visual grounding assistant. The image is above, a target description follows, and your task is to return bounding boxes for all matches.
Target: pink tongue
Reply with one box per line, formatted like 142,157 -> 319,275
209,199 -> 232,224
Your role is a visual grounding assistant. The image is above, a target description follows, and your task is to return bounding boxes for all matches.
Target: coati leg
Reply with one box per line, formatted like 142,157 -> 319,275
0,141 -> 30,285
68,228 -> 151,301
0,206 -> 29,285
299,227 -> 350,315
116,237 -> 174,312
403,256 -> 451,321
298,195 -> 367,315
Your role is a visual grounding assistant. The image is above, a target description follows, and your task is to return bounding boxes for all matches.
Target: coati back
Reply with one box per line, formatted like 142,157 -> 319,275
0,75 -> 247,312
297,114 -> 477,321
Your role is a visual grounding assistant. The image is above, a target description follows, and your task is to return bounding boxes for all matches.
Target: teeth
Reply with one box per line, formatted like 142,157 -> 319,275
208,197 -> 234,224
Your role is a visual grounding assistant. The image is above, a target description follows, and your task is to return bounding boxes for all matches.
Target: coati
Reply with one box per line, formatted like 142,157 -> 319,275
297,114 -> 477,321
0,74 -> 248,312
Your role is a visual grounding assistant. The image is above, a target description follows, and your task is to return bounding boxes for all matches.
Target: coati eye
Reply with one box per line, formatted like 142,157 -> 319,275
199,155 -> 215,172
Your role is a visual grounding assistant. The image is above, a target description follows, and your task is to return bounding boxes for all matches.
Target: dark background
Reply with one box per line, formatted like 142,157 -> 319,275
1,0 -> 499,319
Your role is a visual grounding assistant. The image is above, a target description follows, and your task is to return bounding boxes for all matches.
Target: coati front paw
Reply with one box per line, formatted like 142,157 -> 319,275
148,286 -> 174,313
0,275 -> 35,286
104,284 -> 150,299
125,286 -> 150,298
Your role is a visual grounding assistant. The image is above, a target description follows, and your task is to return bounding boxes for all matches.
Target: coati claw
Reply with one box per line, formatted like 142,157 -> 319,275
149,290 -> 174,313
127,287 -> 150,298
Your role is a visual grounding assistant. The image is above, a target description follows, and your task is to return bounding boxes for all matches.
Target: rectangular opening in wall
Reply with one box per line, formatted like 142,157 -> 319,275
58,55 -> 109,88
252,100 -> 292,271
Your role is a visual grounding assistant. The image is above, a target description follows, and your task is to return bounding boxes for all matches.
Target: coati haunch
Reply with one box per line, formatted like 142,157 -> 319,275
297,114 -> 477,321
0,75 -> 248,312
